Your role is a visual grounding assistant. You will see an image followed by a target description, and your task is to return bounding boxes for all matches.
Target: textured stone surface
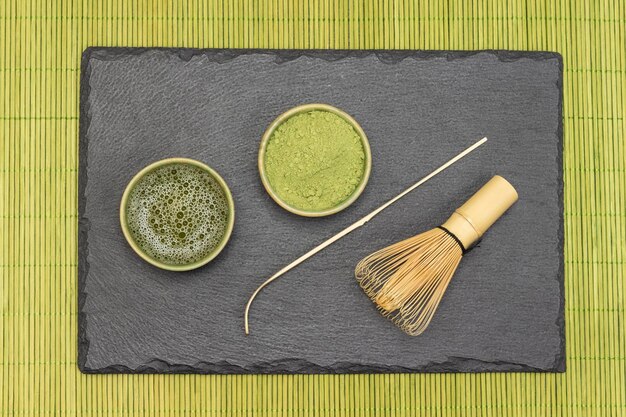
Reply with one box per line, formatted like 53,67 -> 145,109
79,49 -> 564,374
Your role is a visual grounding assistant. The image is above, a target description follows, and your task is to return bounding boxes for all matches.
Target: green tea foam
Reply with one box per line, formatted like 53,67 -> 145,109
126,163 -> 230,265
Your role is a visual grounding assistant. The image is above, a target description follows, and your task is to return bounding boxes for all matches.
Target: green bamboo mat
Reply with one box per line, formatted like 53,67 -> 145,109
1,0 -> 625,416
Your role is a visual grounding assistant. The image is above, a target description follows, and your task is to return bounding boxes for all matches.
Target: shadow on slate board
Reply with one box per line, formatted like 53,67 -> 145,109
78,49 -> 564,374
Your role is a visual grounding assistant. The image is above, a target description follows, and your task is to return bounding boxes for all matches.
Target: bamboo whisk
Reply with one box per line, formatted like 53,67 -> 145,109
355,175 -> 518,336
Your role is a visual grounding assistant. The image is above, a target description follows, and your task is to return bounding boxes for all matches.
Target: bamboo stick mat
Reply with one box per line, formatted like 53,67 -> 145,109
1,0 -> 624,416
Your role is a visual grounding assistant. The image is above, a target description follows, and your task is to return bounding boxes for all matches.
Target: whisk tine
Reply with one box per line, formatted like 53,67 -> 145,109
355,228 -> 463,336
400,252 -> 461,335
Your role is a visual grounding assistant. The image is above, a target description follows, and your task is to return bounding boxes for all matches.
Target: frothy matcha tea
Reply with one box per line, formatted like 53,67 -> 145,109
126,163 -> 230,265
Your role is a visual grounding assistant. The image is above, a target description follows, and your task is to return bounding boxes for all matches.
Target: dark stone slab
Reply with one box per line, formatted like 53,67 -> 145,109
79,49 -> 564,374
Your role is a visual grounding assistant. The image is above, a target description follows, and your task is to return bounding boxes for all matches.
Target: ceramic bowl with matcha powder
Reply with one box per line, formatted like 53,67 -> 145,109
120,158 -> 235,271
259,104 -> 372,217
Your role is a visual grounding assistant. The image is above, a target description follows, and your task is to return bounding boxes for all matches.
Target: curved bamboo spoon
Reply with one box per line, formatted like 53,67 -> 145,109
244,137 -> 488,334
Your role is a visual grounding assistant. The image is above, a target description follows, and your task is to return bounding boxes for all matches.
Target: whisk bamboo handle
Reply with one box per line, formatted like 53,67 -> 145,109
441,175 -> 518,250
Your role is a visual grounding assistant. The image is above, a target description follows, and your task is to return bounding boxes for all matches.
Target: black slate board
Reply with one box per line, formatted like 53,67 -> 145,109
79,48 -> 564,374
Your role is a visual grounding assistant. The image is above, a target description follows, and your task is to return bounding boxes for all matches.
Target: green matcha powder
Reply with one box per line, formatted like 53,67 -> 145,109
264,110 -> 366,212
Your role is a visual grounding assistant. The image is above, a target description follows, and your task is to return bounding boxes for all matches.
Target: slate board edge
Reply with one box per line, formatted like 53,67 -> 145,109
77,48 -> 565,374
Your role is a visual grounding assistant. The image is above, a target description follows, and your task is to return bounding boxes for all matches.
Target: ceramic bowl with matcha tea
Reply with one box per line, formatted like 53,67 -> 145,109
259,103 -> 372,217
120,158 -> 235,271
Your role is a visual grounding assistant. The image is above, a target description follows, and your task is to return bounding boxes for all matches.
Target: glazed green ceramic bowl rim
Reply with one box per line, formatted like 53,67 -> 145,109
258,103 -> 372,217
119,157 -> 235,272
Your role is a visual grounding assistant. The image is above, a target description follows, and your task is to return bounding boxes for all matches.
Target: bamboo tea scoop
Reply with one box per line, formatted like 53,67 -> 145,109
244,137 -> 488,334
